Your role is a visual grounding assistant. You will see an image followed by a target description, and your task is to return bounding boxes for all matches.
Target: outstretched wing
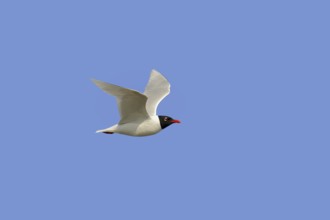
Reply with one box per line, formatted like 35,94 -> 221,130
143,69 -> 171,116
92,79 -> 150,124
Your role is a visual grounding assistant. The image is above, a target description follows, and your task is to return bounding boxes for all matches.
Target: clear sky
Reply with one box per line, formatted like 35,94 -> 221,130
1,1 -> 329,219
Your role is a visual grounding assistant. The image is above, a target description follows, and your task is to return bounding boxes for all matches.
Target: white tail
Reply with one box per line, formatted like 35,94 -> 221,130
95,125 -> 118,134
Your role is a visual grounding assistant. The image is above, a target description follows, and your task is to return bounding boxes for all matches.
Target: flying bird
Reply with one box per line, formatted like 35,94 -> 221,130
92,69 -> 181,136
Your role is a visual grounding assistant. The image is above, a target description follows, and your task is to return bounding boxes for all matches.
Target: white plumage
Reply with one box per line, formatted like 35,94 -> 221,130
92,69 -> 180,137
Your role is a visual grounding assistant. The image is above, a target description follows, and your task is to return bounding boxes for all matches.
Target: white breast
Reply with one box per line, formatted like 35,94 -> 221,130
115,116 -> 161,136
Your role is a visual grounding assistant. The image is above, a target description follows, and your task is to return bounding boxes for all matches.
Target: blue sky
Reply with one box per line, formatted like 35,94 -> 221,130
1,1 -> 329,219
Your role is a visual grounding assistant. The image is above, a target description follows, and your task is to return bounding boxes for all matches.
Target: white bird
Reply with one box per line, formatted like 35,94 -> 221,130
92,69 -> 181,136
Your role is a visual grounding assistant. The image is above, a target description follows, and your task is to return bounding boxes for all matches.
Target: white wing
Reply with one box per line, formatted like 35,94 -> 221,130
143,69 -> 171,116
92,79 -> 150,124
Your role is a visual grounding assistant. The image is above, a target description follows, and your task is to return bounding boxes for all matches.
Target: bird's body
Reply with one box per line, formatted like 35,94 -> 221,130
92,69 -> 180,137
96,116 -> 162,136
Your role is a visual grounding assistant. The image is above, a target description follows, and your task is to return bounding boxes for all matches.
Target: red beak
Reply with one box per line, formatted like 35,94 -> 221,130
171,119 -> 181,123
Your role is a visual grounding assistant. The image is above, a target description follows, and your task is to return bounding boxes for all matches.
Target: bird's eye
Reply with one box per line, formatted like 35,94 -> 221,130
164,117 -> 168,121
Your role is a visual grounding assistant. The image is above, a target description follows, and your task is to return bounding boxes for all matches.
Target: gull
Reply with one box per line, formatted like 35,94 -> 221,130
92,69 -> 181,136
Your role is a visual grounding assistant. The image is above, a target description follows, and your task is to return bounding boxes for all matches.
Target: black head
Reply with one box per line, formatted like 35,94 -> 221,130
158,115 -> 181,129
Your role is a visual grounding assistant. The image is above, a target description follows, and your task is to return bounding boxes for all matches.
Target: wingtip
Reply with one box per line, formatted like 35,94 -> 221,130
151,69 -> 167,80
91,78 -> 105,87
150,69 -> 169,82
151,69 -> 161,75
